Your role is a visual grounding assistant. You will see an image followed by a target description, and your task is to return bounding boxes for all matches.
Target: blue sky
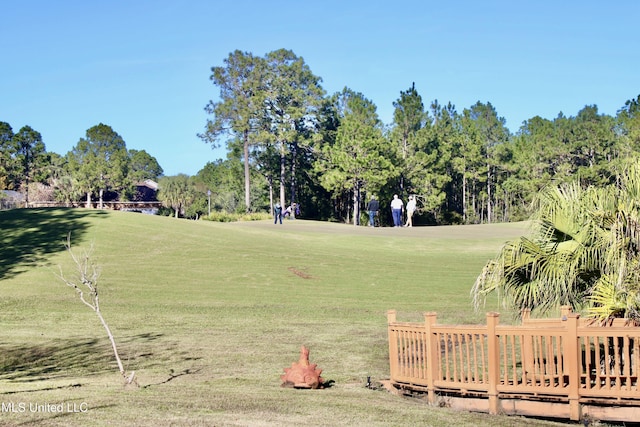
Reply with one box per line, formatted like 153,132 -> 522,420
2,1 -> 638,176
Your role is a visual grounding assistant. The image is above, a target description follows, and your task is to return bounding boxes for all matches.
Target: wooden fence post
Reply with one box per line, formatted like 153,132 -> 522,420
487,312 -> 501,415
560,305 -> 572,319
425,312 -> 438,405
387,310 -> 398,382
565,313 -> 581,421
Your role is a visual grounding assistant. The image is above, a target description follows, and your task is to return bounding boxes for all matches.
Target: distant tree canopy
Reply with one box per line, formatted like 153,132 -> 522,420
67,123 -> 130,208
0,121 -> 163,208
129,149 -> 163,182
197,49 -> 640,225
157,174 -> 194,218
3,48 -> 640,225
0,122 -> 47,201
200,48 -> 325,214
315,87 -> 396,225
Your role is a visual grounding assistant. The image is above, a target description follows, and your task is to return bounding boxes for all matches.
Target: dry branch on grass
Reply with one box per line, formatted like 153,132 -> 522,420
56,233 -> 137,386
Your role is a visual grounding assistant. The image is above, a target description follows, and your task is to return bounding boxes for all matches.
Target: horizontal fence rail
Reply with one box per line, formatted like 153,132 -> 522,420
387,308 -> 640,422
26,201 -> 162,210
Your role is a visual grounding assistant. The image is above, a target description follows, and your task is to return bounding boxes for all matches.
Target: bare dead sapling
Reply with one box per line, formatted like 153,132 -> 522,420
57,234 -> 137,386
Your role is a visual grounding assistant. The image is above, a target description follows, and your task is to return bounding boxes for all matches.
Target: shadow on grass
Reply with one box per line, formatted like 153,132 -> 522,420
0,333 -> 164,386
13,404 -> 118,426
141,367 -> 203,389
0,207 -> 106,281
1,383 -> 83,395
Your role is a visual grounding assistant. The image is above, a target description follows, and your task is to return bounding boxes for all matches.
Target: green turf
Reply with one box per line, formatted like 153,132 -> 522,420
0,209 -> 575,426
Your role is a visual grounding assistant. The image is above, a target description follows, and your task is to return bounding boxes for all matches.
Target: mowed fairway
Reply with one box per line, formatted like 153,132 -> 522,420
0,209 -> 571,426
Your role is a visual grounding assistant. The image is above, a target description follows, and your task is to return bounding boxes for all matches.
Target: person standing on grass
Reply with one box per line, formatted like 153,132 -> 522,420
274,203 -> 283,224
390,194 -> 404,227
366,195 -> 379,227
405,195 -> 416,227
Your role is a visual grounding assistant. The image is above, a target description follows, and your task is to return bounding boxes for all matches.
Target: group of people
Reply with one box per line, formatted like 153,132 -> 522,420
274,196 -> 417,227
273,202 -> 300,224
367,194 -> 416,227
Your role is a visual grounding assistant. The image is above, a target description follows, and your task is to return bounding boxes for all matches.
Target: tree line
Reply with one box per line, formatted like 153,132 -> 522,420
2,47 -> 640,224
200,49 -> 640,225
0,122 -> 163,208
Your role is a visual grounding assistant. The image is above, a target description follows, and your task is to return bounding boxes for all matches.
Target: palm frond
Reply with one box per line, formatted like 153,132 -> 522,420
472,163 -> 640,320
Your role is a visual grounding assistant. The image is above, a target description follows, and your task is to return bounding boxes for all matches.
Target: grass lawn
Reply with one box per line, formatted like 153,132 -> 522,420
0,209 -> 580,426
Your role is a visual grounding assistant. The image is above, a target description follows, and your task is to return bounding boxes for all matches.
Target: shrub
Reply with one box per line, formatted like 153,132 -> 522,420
202,211 -> 271,222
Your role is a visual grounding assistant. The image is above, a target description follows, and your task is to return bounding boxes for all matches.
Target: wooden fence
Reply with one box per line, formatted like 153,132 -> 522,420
27,201 -> 162,211
387,307 -> 640,422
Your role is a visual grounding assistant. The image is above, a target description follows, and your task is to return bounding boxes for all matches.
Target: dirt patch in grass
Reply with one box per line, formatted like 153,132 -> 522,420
288,267 -> 313,279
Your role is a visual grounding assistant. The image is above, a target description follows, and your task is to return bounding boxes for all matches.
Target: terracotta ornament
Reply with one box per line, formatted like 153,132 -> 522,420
280,345 -> 324,389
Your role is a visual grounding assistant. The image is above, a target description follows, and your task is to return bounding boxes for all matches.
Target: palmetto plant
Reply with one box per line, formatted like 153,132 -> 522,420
472,163 -> 640,322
